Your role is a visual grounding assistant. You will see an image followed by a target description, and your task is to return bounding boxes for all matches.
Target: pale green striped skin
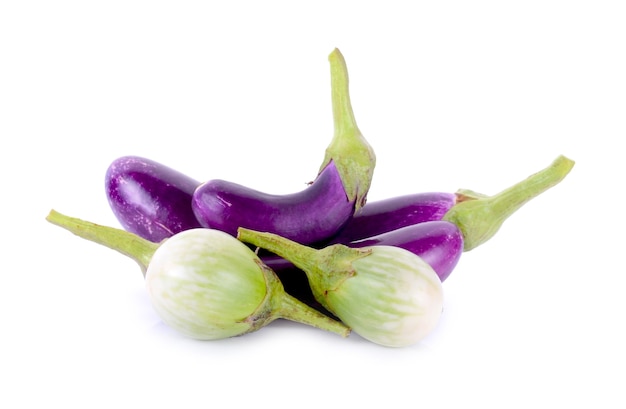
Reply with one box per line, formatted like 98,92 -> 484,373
145,229 -> 268,340
323,246 -> 444,347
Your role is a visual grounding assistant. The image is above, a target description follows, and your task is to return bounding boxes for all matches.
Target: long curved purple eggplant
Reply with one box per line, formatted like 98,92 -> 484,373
192,160 -> 354,244
192,48 -> 376,245
105,155 -> 203,243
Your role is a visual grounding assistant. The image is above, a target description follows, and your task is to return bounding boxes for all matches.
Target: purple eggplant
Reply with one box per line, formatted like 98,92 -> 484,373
192,160 -> 355,244
328,155 -> 575,251
192,48 -> 376,245
350,221 -> 463,282
105,155 -> 203,243
327,192 -> 459,244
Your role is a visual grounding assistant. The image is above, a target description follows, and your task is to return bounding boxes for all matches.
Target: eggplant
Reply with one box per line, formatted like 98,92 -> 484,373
327,192 -> 459,244
46,210 -> 350,339
192,48 -> 376,245
265,220 -> 462,315
105,155 -> 203,243
238,227 -> 445,347
192,160 -> 355,244
328,155 -> 575,252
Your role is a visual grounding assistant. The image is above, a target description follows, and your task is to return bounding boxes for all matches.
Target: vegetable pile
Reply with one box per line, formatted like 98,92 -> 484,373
46,48 -> 575,348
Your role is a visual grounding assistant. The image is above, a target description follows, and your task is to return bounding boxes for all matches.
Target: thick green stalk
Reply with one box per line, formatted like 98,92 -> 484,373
256,262 -> 350,337
330,48 -> 358,138
237,227 -> 371,301
443,155 -> 575,251
319,48 -> 376,211
46,209 -> 158,276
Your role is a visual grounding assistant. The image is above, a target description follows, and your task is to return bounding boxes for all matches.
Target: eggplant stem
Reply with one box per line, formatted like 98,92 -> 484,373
45,209 -> 158,276
275,291 -> 351,337
237,227 -> 318,271
237,227 -> 370,302
318,48 -> 376,211
443,155 -> 575,251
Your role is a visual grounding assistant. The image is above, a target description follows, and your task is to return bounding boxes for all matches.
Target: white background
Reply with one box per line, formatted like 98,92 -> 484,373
2,1 -> 625,407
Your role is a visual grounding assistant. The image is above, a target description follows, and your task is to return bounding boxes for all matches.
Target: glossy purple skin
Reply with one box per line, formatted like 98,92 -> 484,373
327,192 -> 457,244
105,156 -> 203,243
350,220 -> 463,282
192,161 -> 354,244
264,220 -> 463,283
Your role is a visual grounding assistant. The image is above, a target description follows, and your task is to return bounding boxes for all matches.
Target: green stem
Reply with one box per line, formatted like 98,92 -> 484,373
238,227 -> 318,271
275,291 -> 350,337
245,260 -> 350,337
237,227 -> 370,303
319,48 -> 376,211
329,48 -> 358,137
46,209 -> 158,276
442,155 -> 575,251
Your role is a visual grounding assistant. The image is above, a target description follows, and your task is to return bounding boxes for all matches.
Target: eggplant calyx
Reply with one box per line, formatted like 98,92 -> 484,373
237,227 -> 371,304
319,48 -> 376,212
443,155 -> 575,251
